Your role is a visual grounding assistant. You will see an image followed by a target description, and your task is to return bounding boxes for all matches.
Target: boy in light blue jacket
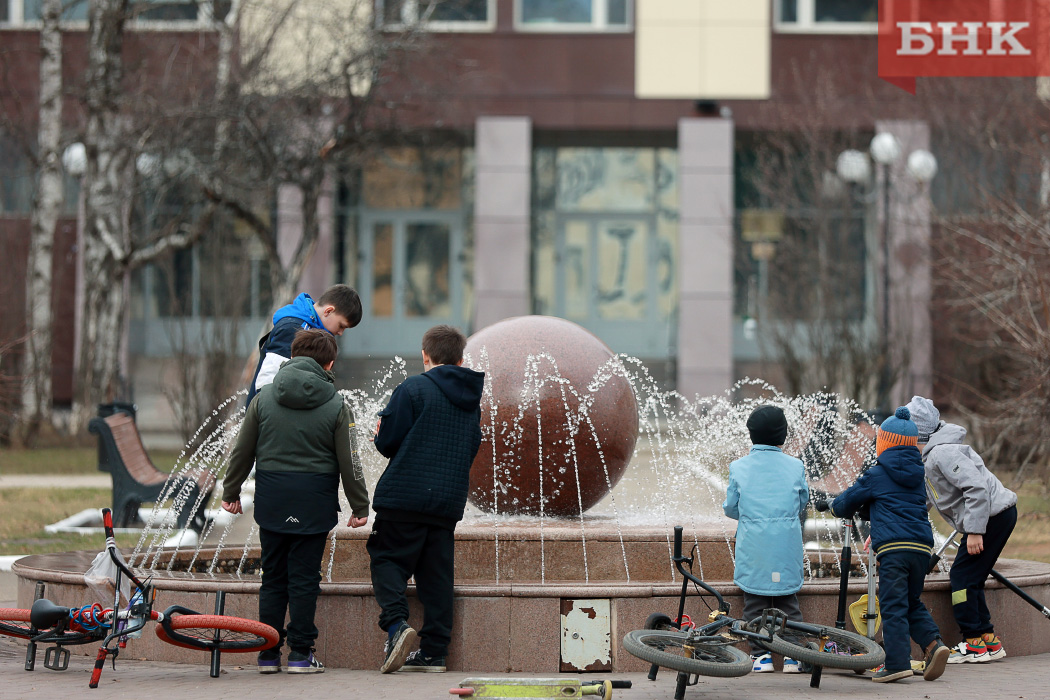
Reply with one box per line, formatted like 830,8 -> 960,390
723,405 -> 809,673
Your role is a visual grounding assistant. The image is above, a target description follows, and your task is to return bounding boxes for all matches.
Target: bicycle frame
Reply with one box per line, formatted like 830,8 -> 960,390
11,508 -> 279,688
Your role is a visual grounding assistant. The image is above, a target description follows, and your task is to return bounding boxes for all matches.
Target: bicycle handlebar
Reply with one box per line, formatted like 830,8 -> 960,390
100,508 -> 148,598
672,525 -> 728,611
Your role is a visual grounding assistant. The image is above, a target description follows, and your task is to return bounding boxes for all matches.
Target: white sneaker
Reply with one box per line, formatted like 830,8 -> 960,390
752,653 -> 773,673
782,657 -> 802,673
947,640 -> 990,664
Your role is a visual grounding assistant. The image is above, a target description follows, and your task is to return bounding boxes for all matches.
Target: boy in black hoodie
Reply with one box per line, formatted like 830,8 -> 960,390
368,325 -> 485,674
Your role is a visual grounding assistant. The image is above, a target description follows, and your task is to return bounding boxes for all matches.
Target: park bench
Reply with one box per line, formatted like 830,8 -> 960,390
88,412 -> 214,532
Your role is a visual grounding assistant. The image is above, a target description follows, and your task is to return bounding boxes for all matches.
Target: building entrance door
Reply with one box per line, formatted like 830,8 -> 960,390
357,212 -> 466,356
555,214 -> 674,358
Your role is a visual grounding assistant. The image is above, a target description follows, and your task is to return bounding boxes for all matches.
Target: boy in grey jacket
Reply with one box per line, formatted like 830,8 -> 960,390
907,396 -> 1017,665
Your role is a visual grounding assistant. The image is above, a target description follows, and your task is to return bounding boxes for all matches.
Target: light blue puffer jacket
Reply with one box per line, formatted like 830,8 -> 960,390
723,446 -> 810,596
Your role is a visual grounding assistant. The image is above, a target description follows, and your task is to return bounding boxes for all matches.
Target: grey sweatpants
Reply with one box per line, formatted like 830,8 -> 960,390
742,592 -> 803,655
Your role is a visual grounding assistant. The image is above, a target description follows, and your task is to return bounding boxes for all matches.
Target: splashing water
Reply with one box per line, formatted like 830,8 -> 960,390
130,355 -> 881,584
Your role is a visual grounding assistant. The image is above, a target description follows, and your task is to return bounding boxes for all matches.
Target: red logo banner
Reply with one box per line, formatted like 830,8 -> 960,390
878,0 -> 1050,93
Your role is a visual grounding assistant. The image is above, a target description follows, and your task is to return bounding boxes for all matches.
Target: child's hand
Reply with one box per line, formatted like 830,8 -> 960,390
222,500 -> 242,515
348,515 -> 369,528
863,535 -> 871,552
966,533 -> 984,555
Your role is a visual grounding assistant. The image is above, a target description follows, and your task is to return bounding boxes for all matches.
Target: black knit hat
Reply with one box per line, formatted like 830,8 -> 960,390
747,405 -> 788,446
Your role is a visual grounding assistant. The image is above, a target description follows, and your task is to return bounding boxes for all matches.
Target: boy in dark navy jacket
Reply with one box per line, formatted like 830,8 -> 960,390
824,407 -> 949,683
368,325 -> 484,674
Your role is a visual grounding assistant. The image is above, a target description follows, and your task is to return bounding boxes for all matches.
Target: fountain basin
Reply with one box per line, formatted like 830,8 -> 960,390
12,526 -> 1050,672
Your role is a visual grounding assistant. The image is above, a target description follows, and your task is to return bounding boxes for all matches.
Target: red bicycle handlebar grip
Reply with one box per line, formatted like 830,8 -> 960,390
89,648 -> 107,688
101,508 -> 114,539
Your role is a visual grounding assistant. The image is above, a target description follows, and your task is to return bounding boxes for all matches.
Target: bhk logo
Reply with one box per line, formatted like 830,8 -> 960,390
878,0 -> 1050,93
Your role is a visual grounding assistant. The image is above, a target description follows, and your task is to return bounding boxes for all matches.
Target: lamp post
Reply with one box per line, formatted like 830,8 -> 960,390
836,134 -> 937,417
62,142 -> 87,380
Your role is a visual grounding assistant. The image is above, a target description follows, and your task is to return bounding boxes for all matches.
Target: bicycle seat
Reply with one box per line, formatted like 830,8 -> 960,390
30,599 -> 71,629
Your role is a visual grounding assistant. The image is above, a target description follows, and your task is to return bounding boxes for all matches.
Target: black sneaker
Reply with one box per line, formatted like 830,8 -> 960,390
872,668 -> 912,683
401,650 -> 446,673
257,649 -> 281,674
287,649 -> 324,674
380,621 -> 417,674
923,640 -> 949,681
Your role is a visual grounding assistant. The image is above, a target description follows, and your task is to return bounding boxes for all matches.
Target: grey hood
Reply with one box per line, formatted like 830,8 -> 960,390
921,422 -> 1016,534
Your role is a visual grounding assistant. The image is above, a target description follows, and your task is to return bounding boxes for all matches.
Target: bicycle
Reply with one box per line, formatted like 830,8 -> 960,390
622,526 -> 885,699
0,508 -> 278,688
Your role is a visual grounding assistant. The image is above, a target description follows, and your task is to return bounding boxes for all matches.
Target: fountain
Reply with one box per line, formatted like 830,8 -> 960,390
13,316 -> 1050,671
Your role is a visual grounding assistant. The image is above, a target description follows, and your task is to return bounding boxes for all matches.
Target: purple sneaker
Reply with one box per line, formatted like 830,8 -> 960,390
257,649 -> 281,674
287,649 -> 324,674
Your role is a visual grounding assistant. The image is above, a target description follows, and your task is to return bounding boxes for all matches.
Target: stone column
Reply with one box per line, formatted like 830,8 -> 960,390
875,119 -> 933,405
472,116 -> 532,331
275,180 -> 334,300
676,117 -> 734,400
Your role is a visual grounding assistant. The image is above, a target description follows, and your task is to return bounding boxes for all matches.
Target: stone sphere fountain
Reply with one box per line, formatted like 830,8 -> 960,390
466,315 -> 638,516
12,316 -> 1050,672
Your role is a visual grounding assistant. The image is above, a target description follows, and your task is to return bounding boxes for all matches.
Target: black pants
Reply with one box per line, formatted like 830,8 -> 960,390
258,528 -> 328,653
878,550 -> 941,671
741,592 -> 802,654
950,505 -> 1018,638
367,517 -> 455,658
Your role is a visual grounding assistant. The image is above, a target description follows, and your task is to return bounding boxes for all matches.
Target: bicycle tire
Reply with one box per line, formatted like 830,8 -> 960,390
643,613 -> 675,631
622,629 -> 752,678
156,614 -> 278,652
0,608 -> 33,639
758,620 -> 884,671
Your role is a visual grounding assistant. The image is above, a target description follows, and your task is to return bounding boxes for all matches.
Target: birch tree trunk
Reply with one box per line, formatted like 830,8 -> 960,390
20,0 -> 63,443
72,0 -> 130,431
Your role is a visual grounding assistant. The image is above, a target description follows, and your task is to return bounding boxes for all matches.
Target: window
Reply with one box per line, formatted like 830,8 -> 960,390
379,0 -> 494,31
1,0 -> 216,27
516,0 -> 629,31
775,0 -> 877,33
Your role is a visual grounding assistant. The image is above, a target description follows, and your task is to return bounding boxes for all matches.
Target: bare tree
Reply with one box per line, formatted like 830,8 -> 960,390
19,0 -> 64,445
738,126 -> 898,409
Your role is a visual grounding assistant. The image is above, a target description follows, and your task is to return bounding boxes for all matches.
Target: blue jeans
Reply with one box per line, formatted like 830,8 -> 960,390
877,549 -> 942,671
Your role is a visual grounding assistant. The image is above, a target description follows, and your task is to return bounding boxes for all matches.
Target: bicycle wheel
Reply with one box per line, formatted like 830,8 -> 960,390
156,614 -> 278,652
758,620 -> 884,671
0,608 -> 33,639
643,613 -> 675,631
623,629 -> 752,678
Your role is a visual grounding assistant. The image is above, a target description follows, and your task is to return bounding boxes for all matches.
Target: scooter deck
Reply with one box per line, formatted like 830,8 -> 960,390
450,677 -> 612,699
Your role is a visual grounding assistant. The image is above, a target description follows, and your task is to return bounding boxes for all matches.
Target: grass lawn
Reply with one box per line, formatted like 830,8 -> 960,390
0,488 -> 141,555
1,447 -> 184,475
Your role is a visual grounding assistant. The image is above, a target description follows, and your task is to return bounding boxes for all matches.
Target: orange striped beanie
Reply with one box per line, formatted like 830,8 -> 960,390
876,406 -> 919,456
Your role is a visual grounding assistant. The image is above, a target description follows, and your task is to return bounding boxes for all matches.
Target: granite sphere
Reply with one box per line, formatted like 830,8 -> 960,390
464,316 -> 638,517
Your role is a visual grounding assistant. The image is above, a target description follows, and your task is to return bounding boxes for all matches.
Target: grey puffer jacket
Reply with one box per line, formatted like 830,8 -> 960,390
921,422 -> 1016,535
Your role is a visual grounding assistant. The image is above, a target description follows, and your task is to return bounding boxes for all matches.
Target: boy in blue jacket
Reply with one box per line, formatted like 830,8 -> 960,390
723,405 -> 809,673
367,325 -> 485,674
247,285 -> 362,404
825,407 -> 950,683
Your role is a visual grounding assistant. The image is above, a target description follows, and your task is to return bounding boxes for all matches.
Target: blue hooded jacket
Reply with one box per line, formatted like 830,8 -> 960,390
247,294 -> 329,404
723,446 -> 809,596
831,445 -> 934,558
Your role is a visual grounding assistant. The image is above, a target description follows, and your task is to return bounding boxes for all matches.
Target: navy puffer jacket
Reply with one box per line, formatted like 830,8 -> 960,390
831,445 -> 934,558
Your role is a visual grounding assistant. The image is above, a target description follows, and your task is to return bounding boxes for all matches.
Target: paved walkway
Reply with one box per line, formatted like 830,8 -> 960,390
0,635 -> 1045,700
0,474 -> 111,489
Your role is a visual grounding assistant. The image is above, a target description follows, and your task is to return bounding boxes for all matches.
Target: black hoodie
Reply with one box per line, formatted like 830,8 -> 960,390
373,364 -> 485,528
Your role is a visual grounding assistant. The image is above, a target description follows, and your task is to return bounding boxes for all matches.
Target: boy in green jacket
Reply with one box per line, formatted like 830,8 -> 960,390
223,329 -> 369,674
